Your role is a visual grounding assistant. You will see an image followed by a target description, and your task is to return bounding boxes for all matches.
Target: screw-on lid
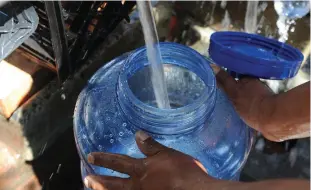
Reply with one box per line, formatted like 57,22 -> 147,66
209,31 -> 304,79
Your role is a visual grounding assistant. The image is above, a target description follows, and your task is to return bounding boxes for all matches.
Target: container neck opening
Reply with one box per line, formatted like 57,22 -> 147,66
117,42 -> 216,135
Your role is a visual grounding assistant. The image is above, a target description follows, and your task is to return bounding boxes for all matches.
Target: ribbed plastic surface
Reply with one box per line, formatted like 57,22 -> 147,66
209,31 -> 304,79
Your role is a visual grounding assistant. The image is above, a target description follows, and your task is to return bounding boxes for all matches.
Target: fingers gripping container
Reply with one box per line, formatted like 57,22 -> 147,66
209,31 -> 304,79
74,43 -> 254,188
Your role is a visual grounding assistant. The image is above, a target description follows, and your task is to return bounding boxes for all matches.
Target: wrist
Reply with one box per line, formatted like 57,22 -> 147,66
257,96 -> 279,141
203,179 -> 241,190
183,176 -> 240,190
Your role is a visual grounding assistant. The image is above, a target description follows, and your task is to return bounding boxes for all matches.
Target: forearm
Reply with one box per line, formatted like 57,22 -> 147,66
205,179 -> 309,190
261,82 -> 310,141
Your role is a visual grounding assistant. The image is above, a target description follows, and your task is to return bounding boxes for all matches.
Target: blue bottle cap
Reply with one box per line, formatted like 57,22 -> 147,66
209,31 -> 304,79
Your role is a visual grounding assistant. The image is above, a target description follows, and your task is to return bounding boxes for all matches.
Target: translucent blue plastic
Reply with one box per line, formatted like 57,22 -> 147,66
74,43 -> 253,185
209,31 -> 304,79
274,0 -> 310,19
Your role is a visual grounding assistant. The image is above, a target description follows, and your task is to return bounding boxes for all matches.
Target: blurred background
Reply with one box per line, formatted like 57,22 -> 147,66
0,1 -> 309,189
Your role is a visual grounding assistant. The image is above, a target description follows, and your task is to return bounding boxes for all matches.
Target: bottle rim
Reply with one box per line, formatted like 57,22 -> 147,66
117,42 -> 217,134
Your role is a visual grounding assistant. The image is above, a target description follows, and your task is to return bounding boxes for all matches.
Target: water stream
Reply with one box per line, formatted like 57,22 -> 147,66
244,1 -> 259,33
207,1 -> 217,25
137,1 -> 171,109
221,10 -> 231,31
274,0 -> 310,43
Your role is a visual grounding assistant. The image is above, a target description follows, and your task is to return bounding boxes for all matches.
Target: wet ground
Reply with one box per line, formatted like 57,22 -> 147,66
28,127 -> 83,190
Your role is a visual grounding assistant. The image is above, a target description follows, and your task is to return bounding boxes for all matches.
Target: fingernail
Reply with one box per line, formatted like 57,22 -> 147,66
210,64 -> 221,75
84,177 -> 90,188
88,154 -> 95,164
136,130 -> 150,142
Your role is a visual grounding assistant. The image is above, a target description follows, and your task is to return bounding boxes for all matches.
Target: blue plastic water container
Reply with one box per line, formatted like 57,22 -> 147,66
74,42 -> 254,188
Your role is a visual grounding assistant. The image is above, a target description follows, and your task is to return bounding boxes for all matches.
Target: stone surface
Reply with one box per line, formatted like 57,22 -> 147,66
0,60 -> 33,118
0,116 -> 41,190
0,51 -> 55,118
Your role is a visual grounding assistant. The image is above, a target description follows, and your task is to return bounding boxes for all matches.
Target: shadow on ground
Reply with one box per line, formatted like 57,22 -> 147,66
26,128 -> 83,189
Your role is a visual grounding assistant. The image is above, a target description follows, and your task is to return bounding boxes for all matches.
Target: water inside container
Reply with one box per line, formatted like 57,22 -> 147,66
128,64 -> 206,109
77,44 -> 253,182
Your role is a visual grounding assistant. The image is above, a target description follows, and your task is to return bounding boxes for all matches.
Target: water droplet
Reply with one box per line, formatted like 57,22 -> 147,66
15,154 -> 20,159
255,139 -> 265,151
110,139 -> 114,143
234,141 -> 239,147
61,94 -> 66,100
106,117 -> 111,121
98,145 -> 102,150
109,134 -> 113,138
122,123 -> 127,127
119,132 -> 124,136
49,173 -> 54,180
57,164 -> 62,173
289,148 -> 298,167
82,135 -> 87,139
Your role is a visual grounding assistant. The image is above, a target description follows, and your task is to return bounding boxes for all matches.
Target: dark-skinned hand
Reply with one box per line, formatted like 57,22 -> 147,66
84,130 -> 215,190
83,131 -> 310,190
212,64 -> 310,141
212,66 -> 274,136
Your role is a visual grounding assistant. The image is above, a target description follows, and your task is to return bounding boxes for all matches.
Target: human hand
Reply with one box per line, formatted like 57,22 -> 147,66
83,131 -> 215,190
211,65 -> 277,140
83,131 -> 310,190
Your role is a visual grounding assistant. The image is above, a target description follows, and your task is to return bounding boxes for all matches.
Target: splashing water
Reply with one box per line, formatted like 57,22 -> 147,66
274,0 -> 310,43
276,17 -> 296,43
49,172 -> 54,180
220,0 -> 227,9
137,1 -> 170,109
207,1 -> 217,25
244,1 -> 259,33
266,1 -> 310,93
57,164 -> 62,173
258,2 -> 268,13
221,10 -> 231,31
274,0 -> 310,20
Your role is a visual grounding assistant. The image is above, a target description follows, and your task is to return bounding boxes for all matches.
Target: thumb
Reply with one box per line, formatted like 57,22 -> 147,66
135,130 -> 169,157
215,69 -> 238,100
